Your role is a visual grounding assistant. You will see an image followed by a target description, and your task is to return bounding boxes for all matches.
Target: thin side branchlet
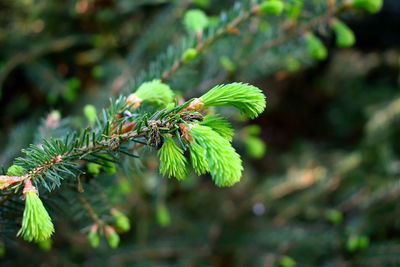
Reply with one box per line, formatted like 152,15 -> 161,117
130,79 -> 173,107
1,81 -> 266,244
17,180 -> 54,242
158,135 -> 188,180
189,125 -> 243,187
200,83 -> 266,119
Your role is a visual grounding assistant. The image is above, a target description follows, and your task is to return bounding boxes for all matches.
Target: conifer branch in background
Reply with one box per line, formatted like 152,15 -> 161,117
160,2 -> 259,82
241,2 -> 341,66
77,193 -> 105,227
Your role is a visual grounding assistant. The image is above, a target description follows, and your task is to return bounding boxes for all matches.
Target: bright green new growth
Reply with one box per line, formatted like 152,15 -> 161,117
353,0 -> 383,13
279,255 -> 296,267
7,164 -> 25,176
287,0 -> 303,19
87,162 -> 101,175
326,209 -> 343,224
188,141 -> 209,175
346,235 -> 370,252
244,124 -> 266,159
189,125 -> 243,187
332,19 -> 356,48
112,209 -> 130,232
245,136 -> 266,159
134,79 -> 173,106
105,228 -> 120,249
305,32 -> 328,60
87,154 -> 116,176
201,83 -> 266,119
183,9 -> 209,33
156,204 -> 171,227
37,239 -> 52,251
17,192 -> 55,242
200,114 -> 234,141
158,135 -> 188,180
88,231 -> 99,248
219,56 -> 236,72
182,48 -> 197,62
83,104 -> 97,123
259,0 -> 285,16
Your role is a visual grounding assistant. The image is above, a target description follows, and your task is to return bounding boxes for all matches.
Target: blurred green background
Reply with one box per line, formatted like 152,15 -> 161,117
0,0 -> 400,266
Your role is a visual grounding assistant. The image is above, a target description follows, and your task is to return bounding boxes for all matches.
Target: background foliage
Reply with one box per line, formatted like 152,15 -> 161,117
0,0 -> 399,266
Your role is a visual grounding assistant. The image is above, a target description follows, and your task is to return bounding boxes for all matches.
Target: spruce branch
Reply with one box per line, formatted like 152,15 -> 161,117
78,193 -> 128,248
200,83 -> 266,119
0,80 -> 265,199
241,3 -> 343,67
110,2 -> 263,95
158,135 -> 188,180
0,0 -> 389,260
1,78 -> 265,185
115,1 -> 263,92
0,0 -> 378,244
188,124 -> 243,187
111,0 -> 193,96
160,2 -> 260,82
17,179 -> 54,242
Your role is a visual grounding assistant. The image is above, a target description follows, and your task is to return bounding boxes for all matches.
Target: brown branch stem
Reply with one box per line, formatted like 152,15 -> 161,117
77,193 -> 105,227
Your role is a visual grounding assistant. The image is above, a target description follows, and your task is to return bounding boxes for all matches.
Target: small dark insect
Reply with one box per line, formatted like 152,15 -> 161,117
109,137 -> 120,151
147,122 -> 163,149
180,111 -> 204,122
